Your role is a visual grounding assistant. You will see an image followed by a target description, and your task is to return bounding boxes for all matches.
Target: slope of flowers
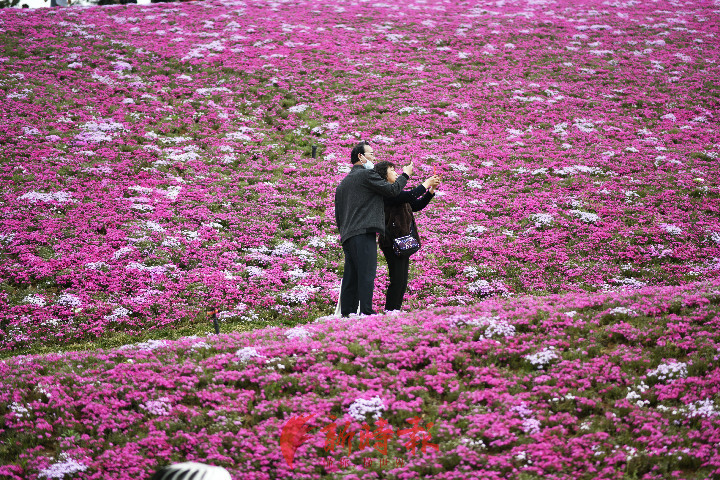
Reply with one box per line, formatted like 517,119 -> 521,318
1,281 -> 720,479
1,0 -> 720,353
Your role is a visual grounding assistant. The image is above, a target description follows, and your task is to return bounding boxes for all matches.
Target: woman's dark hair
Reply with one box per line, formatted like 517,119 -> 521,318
373,160 -> 395,180
350,140 -> 370,164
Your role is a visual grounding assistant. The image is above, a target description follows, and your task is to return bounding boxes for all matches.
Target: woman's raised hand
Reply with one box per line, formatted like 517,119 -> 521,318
402,160 -> 414,177
423,175 -> 441,191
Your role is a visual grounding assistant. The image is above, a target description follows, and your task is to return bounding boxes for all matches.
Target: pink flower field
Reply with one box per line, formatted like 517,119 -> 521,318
0,0 -> 719,478
2,283 -> 720,479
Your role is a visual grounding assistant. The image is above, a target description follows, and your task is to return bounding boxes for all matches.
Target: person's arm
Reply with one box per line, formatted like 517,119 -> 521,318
365,170 -> 409,197
385,185 -> 422,206
410,190 -> 434,212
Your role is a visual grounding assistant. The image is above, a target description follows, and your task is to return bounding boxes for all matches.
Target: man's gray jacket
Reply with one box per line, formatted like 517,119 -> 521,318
335,164 -> 409,244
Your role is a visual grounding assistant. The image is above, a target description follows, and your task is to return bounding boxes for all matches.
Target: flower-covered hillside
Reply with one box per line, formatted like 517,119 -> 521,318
1,0 -> 719,352
1,281 -> 719,479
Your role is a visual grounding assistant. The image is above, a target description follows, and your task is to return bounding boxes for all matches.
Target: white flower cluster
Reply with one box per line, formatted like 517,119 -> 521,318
466,316 -> 515,339
484,319 -> 515,338
530,213 -> 553,227
281,285 -> 320,304
549,392 -> 577,403
145,221 -> 165,232
660,223 -> 682,235
118,339 -> 167,351
195,87 -> 232,96
126,262 -> 175,275
236,346 -> 264,363
285,326 -> 311,340
0,232 -> 15,244
166,151 -> 200,162
624,190 -> 640,203
112,61 -> 132,71
398,106 -> 428,114
32,384 -> 52,399
372,134 -> 394,144
162,237 -> 181,248
245,266 -> 264,279
104,307 -> 130,321
524,346 -> 559,369
647,361 -> 687,382
272,241 -> 296,256
467,279 -> 493,296
75,120 -> 124,142
39,458 -> 88,479
42,318 -> 62,328
8,89 -> 31,100
314,313 -> 342,323
288,103 -> 309,113
610,277 -> 647,289
141,397 -> 171,416
626,381 -> 650,407
113,246 -> 134,259
463,266 -> 479,279
308,235 -> 336,248
82,120 -> 125,132
570,210 -> 600,224
23,294 -> 46,306
554,164 -> 602,175
19,191 -> 74,203
190,341 -> 211,351
239,309 -> 260,323
465,225 -> 487,235
56,294 -> 81,307
607,307 -> 638,316
460,437 -> 486,449
9,402 -> 29,418
686,399 -> 718,418
348,396 -> 386,423
287,268 -> 308,281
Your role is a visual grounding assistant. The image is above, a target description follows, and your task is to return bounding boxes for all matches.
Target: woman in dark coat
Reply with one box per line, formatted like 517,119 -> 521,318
373,160 -> 440,312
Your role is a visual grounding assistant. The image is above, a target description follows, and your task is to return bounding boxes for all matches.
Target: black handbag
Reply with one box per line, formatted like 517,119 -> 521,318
392,218 -> 420,257
382,200 -> 421,257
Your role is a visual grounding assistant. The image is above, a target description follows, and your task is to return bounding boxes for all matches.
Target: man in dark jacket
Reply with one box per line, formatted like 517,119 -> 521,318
335,141 -> 414,316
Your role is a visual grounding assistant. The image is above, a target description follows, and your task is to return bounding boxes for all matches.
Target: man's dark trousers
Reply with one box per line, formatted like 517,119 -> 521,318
380,246 -> 410,311
341,233 -> 377,316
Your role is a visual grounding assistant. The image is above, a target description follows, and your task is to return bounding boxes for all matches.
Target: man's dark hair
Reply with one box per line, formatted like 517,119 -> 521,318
350,141 -> 370,164
373,161 -> 395,180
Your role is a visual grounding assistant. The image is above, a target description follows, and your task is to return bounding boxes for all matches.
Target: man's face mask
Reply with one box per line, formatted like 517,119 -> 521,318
363,158 -> 375,169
